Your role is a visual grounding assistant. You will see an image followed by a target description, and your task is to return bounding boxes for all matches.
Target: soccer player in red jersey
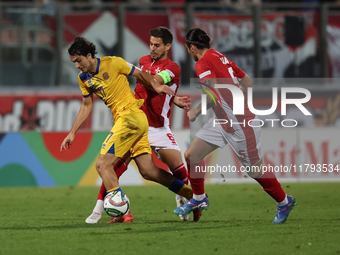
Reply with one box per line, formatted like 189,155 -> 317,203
174,28 -> 297,224
86,27 -> 191,224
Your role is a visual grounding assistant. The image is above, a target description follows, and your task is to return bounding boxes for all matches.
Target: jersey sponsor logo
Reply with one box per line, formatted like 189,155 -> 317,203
199,70 -> 211,79
103,72 -> 109,80
155,67 -> 162,73
127,62 -> 132,68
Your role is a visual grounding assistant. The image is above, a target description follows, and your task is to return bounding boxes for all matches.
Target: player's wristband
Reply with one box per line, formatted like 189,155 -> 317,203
156,70 -> 172,84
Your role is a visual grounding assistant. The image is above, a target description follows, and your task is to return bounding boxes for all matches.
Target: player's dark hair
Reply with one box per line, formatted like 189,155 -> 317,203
185,28 -> 211,50
68,37 -> 97,58
150,27 -> 173,45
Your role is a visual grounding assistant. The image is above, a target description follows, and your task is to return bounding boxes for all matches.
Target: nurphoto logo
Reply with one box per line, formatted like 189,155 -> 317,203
199,83 -> 311,128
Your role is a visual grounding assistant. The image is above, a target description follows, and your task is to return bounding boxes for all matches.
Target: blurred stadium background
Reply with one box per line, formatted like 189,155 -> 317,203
0,0 -> 340,187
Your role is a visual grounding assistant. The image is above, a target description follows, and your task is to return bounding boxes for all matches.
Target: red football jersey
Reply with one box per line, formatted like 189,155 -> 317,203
135,55 -> 181,128
195,49 -> 255,133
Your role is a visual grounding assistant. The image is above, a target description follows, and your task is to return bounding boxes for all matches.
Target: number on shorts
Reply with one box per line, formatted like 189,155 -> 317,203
239,150 -> 246,160
105,132 -> 114,143
166,133 -> 177,145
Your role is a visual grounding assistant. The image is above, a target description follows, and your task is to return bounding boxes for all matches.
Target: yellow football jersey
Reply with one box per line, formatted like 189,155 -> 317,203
78,56 -> 143,121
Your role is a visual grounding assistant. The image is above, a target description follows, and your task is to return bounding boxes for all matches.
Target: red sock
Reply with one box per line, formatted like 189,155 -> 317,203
114,158 -> 128,178
97,182 -> 106,200
171,163 -> 189,185
97,159 -> 128,201
187,160 -> 205,195
254,171 -> 286,203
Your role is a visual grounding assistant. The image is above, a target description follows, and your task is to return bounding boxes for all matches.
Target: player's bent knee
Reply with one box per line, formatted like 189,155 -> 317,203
138,164 -> 159,181
96,159 -> 109,176
138,169 -> 154,181
95,160 -> 103,175
246,159 -> 264,179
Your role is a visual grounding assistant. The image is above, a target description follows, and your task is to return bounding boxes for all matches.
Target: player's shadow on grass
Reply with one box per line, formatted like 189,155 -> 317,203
0,222 -> 118,231
0,219 -> 249,232
0,217 -> 308,232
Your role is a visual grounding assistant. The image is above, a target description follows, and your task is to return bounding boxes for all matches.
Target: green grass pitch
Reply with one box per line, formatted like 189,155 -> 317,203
0,182 -> 339,255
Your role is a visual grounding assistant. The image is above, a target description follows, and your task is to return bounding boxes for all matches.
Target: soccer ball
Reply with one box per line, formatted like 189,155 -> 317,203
104,190 -> 130,217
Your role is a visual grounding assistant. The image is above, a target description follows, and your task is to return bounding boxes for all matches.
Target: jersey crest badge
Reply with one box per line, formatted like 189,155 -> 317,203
103,72 -> 109,80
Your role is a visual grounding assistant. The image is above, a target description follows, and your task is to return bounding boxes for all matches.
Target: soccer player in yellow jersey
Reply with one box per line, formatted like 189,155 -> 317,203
60,37 -> 193,219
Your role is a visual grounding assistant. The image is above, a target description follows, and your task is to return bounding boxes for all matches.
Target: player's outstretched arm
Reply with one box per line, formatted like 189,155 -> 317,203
187,107 -> 200,122
131,68 -> 175,96
188,79 -> 218,122
173,96 -> 191,110
60,95 -> 94,151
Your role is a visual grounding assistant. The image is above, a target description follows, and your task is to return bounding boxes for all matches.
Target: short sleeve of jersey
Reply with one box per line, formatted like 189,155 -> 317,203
165,62 -> 181,84
113,57 -> 135,76
78,74 -> 92,97
195,59 -> 216,82
229,60 -> 245,80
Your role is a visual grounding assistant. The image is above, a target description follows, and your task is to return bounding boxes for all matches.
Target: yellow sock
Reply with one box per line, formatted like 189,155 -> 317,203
177,184 -> 193,200
106,186 -> 121,193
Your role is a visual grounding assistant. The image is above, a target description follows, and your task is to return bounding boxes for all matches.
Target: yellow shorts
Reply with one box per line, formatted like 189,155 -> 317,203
100,109 -> 152,158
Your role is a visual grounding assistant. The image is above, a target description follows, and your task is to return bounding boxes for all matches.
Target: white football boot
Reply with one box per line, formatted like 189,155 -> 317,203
85,212 -> 102,224
176,194 -> 189,221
